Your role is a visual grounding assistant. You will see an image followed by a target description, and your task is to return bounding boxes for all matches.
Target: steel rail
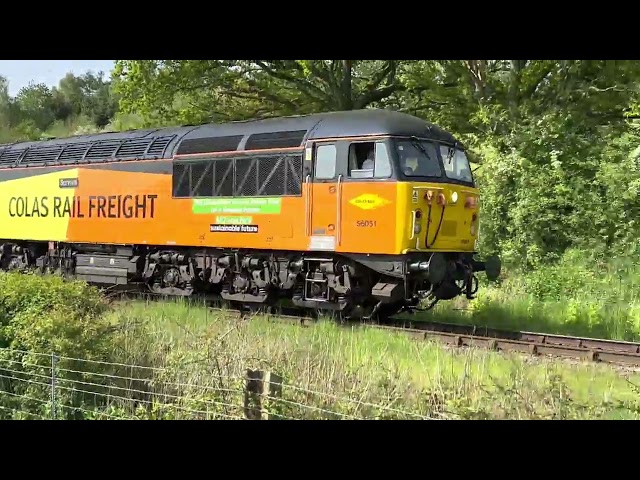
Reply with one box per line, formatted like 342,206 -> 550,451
370,325 -> 640,366
370,319 -> 640,355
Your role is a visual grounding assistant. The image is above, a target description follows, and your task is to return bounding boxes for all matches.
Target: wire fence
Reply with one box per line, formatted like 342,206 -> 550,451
0,347 -> 436,420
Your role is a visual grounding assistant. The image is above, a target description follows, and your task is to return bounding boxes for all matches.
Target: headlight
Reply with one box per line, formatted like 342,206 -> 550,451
450,191 -> 458,204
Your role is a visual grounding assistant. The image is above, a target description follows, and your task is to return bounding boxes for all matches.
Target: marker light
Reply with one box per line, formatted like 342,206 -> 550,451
424,190 -> 434,203
413,209 -> 422,234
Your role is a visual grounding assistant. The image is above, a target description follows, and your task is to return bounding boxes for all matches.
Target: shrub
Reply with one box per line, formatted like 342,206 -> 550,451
0,272 -> 115,419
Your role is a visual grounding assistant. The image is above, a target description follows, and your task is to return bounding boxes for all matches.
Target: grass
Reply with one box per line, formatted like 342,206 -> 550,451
408,249 -> 640,343
98,297 -> 640,420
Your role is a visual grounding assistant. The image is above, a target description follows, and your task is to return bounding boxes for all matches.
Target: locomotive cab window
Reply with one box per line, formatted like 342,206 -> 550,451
348,141 -> 392,179
315,143 -> 337,180
439,145 -> 474,184
395,139 -> 442,178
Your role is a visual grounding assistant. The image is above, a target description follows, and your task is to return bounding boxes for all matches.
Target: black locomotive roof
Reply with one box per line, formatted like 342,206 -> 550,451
0,109 -> 461,169
310,109 -> 458,142
177,109 -> 459,151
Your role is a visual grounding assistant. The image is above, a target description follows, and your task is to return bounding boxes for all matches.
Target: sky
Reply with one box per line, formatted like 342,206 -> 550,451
0,60 -> 116,96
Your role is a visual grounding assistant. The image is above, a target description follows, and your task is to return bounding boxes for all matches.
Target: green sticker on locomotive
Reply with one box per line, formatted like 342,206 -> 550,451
215,215 -> 253,224
192,198 -> 282,214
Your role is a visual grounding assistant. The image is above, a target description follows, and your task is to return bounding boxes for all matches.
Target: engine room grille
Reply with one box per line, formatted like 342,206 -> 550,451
172,153 -> 303,198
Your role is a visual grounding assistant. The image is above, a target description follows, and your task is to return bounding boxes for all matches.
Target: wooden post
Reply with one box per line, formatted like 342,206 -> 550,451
244,369 -> 283,420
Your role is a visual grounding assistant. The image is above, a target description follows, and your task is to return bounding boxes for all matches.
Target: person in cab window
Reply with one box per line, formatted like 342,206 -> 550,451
361,150 -> 375,171
458,164 -> 472,182
400,152 -> 417,176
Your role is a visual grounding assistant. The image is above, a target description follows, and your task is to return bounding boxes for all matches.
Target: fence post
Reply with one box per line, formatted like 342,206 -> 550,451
51,353 -> 58,420
244,369 -> 282,420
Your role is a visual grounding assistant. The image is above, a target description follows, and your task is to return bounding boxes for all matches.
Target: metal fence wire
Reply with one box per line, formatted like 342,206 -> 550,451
0,347 -> 436,420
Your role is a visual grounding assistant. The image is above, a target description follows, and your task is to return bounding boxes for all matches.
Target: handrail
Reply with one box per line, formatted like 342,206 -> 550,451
304,175 -> 311,236
336,174 -> 343,246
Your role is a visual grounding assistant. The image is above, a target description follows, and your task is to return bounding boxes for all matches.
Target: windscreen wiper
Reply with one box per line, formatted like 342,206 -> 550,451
445,146 -> 455,165
409,136 -> 433,162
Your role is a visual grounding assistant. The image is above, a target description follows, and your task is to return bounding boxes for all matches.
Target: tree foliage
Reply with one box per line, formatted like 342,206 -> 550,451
0,70 -> 118,142
112,60 -> 408,125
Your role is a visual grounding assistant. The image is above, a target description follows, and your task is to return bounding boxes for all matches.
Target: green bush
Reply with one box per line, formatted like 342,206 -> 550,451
0,271 -> 109,353
521,250 -> 597,302
0,272 -> 116,419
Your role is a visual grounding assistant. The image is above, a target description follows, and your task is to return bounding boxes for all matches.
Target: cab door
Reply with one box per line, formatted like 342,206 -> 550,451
305,141 -> 342,252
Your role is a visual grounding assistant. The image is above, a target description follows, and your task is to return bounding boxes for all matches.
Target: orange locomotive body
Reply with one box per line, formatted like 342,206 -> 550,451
0,109 -> 500,319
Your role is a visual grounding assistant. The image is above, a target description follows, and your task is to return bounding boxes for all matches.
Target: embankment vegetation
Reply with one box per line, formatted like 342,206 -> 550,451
424,248 -> 640,341
1,271 -> 640,420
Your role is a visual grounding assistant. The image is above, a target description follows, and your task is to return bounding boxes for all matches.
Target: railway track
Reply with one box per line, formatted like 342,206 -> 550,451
371,320 -> 640,367
112,291 -> 640,367
270,313 -> 640,367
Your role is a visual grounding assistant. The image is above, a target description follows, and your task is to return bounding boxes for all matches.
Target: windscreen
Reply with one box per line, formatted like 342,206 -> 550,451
395,139 -> 442,178
439,145 -> 473,184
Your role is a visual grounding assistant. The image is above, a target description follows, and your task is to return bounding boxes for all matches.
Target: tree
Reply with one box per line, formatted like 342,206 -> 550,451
14,82 -> 56,132
112,60 -> 408,125
57,71 -> 118,128
396,60 -> 640,144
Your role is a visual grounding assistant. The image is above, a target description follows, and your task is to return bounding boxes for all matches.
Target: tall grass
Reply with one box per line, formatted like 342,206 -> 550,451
419,248 -> 640,342
101,297 -> 640,420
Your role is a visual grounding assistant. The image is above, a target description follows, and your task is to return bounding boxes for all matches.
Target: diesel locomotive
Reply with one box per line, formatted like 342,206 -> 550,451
0,108 -> 500,319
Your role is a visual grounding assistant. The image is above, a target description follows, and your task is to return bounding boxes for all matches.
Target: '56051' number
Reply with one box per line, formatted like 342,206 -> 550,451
356,220 -> 377,227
